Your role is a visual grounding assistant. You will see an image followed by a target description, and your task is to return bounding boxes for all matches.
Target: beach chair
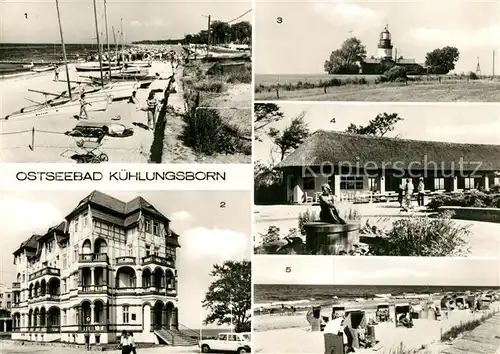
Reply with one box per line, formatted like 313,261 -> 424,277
376,303 -> 390,322
395,304 -> 412,328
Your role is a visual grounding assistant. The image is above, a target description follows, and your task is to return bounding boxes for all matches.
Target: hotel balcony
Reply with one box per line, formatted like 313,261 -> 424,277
141,255 -> 175,268
28,293 -> 61,304
28,267 -> 60,281
12,282 -> 21,289
115,256 -> 136,266
80,284 -> 108,294
79,253 -> 109,264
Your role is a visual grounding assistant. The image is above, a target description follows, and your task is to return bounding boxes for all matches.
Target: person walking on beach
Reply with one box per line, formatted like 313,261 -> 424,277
54,66 -> 59,81
79,93 -> 91,119
146,91 -> 157,130
129,332 -> 137,354
417,177 -> 425,207
120,330 -> 131,354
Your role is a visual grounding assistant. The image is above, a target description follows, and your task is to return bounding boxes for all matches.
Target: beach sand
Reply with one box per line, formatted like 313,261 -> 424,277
253,301 -> 500,353
0,62 -> 174,163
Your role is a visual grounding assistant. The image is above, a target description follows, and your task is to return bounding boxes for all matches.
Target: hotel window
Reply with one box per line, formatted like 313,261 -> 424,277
145,245 -> 151,257
464,177 -> 475,190
166,246 -> 176,259
74,219 -> 79,232
63,311 -> 67,326
340,176 -> 364,190
302,177 -> 315,190
63,280 -> 67,293
83,212 -> 88,227
73,249 -> 78,263
494,177 -> 500,185
47,241 -> 53,253
123,306 -> 129,323
153,221 -> 159,236
145,219 -> 151,233
154,247 -> 160,256
63,254 -> 67,268
434,178 -> 445,190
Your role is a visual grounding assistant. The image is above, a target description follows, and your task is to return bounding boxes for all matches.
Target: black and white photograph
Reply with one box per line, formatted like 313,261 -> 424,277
254,102 -> 500,257
254,0 -> 500,102
0,189 -> 251,354
253,256 -> 500,354
0,0 -> 252,163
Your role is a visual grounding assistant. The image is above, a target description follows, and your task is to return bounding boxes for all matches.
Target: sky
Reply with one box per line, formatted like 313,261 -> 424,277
0,190 -> 251,329
255,0 -> 500,75
255,102 -> 500,164
0,0 -> 251,43
253,256 -> 500,287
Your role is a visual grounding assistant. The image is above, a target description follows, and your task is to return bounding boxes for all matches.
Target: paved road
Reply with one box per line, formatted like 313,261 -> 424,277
441,313 -> 500,354
0,343 -> 199,354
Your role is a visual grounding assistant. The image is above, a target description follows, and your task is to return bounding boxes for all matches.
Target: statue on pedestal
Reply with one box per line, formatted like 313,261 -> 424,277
319,184 -> 346,225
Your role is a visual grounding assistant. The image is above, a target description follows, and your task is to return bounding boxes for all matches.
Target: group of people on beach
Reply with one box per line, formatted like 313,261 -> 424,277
120,330 -> 137,354
398,177 -> 425,211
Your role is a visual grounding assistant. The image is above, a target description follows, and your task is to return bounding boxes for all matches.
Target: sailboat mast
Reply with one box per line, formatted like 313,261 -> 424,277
113,26 -> 118,62
120,18 -> 125,63
92,0 -> 104,86
55,0 -> 72,99
104,0 -> 111,78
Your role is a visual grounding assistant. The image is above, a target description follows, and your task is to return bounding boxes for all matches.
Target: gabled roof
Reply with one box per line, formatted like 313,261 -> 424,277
277,130 -> 500,171
66,191 -> 170,226
13,234 -> 41,255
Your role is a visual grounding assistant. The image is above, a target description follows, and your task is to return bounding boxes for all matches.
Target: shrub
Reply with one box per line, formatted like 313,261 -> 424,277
380,211 -> 471,257
298,209 -> 318,235
193,79 -> 225,93
490,184 -> 500,193
182,103 -> 237,155
468,71 -> 479,80
379,66 -> 407,83
427,191 -> 500,211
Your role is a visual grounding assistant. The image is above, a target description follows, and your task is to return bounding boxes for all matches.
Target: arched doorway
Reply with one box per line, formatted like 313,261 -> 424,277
82,239 -> 92,254
152,301 -> 164,330
40,307 -> 46,327
33,308 -> 39,327
143,303 -> 151,332
165,269 -> 175,290
94,238 -> 108,254
93,300 -> 106,325
40,279 -> 46,296
48,277 -> 60,296
142,268 -> 152,288
115,267 -> 136,288
153,267 -> 164,291
47,306 -> 60,331
165,302 -> 174,330
28,309 -> 33,328
80,301 -> 92,328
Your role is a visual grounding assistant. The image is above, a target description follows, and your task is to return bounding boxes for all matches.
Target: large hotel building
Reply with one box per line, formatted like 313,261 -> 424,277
10,191 -> 187,345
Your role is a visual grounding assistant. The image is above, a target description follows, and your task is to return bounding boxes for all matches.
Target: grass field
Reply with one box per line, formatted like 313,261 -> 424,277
254,74 -> 500,102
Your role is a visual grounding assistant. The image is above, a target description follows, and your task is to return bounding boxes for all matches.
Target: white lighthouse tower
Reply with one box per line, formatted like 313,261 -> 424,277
377,25 -> 393,60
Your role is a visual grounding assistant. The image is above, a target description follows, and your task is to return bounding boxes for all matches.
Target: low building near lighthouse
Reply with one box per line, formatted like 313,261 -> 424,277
359,25 -> 426,75
275,130 -> 500,204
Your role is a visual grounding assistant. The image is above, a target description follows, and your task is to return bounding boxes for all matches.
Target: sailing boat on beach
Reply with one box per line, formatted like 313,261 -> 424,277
2,0 -> 109,120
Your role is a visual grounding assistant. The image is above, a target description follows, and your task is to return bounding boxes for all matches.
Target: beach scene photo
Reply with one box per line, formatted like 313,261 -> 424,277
254,103 -> 500,257
254,0 -> 500,102
253,256 -> 500,354
0,0 -> 252,163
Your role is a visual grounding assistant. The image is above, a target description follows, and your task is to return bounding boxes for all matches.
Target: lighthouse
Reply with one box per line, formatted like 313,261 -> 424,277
377,25 -> 393,60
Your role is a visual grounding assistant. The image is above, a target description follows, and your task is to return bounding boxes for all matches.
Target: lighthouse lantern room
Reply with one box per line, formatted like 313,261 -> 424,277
377,25 -> 393,60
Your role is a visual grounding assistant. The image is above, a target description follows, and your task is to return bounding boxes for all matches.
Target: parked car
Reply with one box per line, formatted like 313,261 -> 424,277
199,332 -> 251,353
